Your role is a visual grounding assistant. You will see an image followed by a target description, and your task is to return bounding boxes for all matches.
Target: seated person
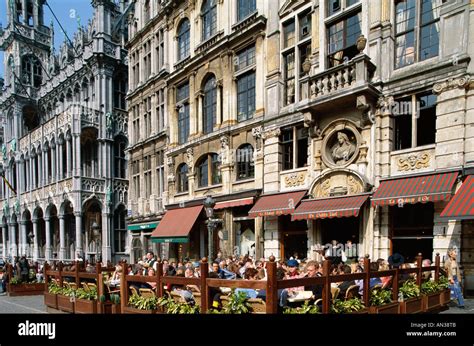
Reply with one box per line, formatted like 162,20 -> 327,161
234,268 -> 260,299
108,265 -> 122,287
303,262 -> 323,301
336,265 -> 356,298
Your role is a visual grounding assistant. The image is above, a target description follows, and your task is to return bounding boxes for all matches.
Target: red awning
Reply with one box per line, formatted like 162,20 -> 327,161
214,197 -> 254,210
371,172 -> 459,207
292,194 -> 369,221
248,191 -> 306,218
440,175 -> 474,220
151,205 -> 203,239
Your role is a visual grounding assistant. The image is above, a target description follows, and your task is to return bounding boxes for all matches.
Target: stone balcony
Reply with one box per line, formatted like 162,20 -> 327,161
297,54 -> 379,114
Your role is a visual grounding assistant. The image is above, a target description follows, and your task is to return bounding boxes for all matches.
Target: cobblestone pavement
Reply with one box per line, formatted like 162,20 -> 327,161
0,294 -> 47,314
440,298 -> 474,314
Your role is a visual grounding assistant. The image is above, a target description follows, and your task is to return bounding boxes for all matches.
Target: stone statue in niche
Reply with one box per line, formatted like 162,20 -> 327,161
331,132 -> 356,165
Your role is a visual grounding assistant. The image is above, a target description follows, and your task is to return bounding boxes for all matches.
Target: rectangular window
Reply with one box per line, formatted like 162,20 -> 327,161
177,83 -> 190,144
284,52 -> 295,105
395,0 -> 441,69
156,88 -> 165,133
156,150 -> 164,198
393,93 -> 437,150
283,20 -> 295,49
235,45 -> 256,72
328,0 -> 360,16
238,0 -> 256,21
144,156 -> 152,199
144,42 -> 151,80
237,72 -> 256,122
299,11 -> 312,40
281,129 -> 294,171
296,127 -> 308,168
327,11 -> 361,67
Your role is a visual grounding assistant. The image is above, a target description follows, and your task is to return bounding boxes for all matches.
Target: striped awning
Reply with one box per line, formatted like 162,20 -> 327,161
214,197 -> 254,210
151,205 -> 203,242
292,194 -> 369,221
248,190 -> 306,218
372,172 -> 459,207
440,175 -> 474,220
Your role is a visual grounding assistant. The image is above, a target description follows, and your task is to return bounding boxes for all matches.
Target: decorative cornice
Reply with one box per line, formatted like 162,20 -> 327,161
261,127 -> 281,140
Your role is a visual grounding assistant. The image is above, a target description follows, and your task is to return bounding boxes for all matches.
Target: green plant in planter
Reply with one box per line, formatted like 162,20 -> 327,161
330,298 -> 365,313
222,291 -> 251,314
421,280 -> 439,294
10,277 -> 20,285
369,288 -> 392,306
110,294 -> 121,305
399,280 -> 420,300
284,301 -> 320,314
128,294 -> 158,310
438,276 -> 449,290
48,282 -> 63,294
75,288 -> 98,300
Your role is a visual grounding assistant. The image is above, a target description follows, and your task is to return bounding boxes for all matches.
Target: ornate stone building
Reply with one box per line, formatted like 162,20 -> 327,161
126,0 -> 168,262
145,0 -> 474,295
0,0 -> 129,264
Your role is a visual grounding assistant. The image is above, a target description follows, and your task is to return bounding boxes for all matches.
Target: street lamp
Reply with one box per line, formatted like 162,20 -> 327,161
203,195 -> 220,261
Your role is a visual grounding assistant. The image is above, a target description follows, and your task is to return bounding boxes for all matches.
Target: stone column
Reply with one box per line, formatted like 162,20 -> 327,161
74,212 -> 83,256
32,219 -> 39,261
25,157 -> 30,191
101,212 -> 112,264
1,225 -> 6,260
30,154 -> 35,189
59,215 -> 66,260
42,148 -> 47,186
189,73 -> 196,136
73,133 -> 81,176
9,222 -> 17,258
66,135 -> 72,177
215,81 -> 222,128
262,127 -> 281,192
196,92 -> 203,135
20,221 -> 27,257
58,140 -> 64,180
44,217 -> 52,261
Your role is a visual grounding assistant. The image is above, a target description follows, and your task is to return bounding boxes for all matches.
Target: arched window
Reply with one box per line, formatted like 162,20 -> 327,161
114,137 -> 127,179
177,163 -> 189,193
203,76 -> 217,134
114,205 -> 127,253
201,0 -> 217,41
21,55 -> 42,87
236,144 -> 254,180
177,19 -> 190,61
197,153 -> 221,187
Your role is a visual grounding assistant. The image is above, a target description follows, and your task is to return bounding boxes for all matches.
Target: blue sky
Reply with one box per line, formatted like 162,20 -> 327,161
0,0 -> 94,78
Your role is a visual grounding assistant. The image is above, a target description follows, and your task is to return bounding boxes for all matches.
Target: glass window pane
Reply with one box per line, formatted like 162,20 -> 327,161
395,0 -> 416,34
299,11 -> 312,40
420,23 -> 439,61
283,20 -> 295,48
421,0 -> 442,25
395,31 -> 415,69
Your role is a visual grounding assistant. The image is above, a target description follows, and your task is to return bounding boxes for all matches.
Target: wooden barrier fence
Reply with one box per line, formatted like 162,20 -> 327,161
116,253 -> 445,314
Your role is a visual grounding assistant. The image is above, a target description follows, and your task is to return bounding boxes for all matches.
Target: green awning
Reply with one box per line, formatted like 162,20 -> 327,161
151,237 -> 189,244
127,222 -> 158,231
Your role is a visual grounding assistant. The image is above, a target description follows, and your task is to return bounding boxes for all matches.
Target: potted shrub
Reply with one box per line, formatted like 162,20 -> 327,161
74,287 -> 98,314
221,291 -> 251,314
110,294 -> 121,314
399,280 -> 423,314
7,274 -> 44,296
57,286 -> 76,313
122,293 -> 158,314
284,301 -> 320,314
44,282 -> 60,309
421,280 -> 442,312
438,276 -> 451,306
369,288 -> 399,314
331,298 -> 368,314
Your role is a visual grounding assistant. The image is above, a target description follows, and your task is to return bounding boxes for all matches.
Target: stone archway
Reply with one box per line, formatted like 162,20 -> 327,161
310,169 -> 368,198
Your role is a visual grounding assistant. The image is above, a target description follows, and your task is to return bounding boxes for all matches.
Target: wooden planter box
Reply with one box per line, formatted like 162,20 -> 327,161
75,299 -> 97,314
7,283 -> 45,296
347,308 -> 369,314
57,294 -> 75,313
440,289 -> 451,306
422,292 -> 442,312
121,305 -> 157,314
369,302 -> 400,314
44,292 -> 58,309
400,297 -> 423,314
111,304 -> 121,314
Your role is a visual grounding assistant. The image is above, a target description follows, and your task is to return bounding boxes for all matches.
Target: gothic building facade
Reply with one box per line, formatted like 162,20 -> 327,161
0,0 -> 129,264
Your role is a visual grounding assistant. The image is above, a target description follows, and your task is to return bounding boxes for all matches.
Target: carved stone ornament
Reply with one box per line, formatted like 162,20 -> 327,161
252,126 -> 263,139
311,171 -> 365,198
284,172 -> 306,188
186,147 -> 194,168
321,121 -> 361,168
433,75 -> 470,95
220,135 -> 229,149
397,152 -> 431,171
261,127 -> 281,140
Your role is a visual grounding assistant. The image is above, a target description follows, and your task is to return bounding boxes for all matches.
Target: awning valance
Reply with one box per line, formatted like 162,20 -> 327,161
150,205 -> 203,242
214,197 -> 254,210
292,194 -> 369,221
127,222 -> 158,232
371,172 -> 458,207
440,175 -> 474,220
248,191 -> 306,218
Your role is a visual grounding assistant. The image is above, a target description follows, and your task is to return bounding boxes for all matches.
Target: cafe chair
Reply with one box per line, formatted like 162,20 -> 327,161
170,290 -> 187,303
331,287 -> 340,300
344,285 -> 360,300
248,298 -> 266,314
192,292 -> 201,306
129,286 -> 139,296
139,288 -> 156,298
